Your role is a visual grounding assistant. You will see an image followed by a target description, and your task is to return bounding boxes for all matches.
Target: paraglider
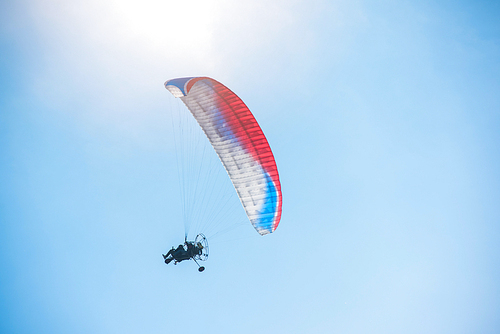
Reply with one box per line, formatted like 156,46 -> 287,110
163,234 -> 209,272
164,77 -> 282,271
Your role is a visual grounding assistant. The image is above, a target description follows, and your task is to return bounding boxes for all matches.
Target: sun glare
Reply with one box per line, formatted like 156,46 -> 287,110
109,0 -> 218,56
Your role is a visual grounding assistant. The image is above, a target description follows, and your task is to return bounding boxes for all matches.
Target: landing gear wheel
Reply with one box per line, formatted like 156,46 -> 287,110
198,266 -> 205,272
193,233 -> 209,261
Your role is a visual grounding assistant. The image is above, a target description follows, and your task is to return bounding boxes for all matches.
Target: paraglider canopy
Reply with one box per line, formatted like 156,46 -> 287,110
165,77 -> 282,235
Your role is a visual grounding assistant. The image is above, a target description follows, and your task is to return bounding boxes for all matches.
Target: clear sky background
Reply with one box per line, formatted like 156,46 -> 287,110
1,0 -> 499,333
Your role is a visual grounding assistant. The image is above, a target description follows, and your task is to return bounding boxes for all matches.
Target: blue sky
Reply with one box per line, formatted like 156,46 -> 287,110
1,0 -> 499,333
